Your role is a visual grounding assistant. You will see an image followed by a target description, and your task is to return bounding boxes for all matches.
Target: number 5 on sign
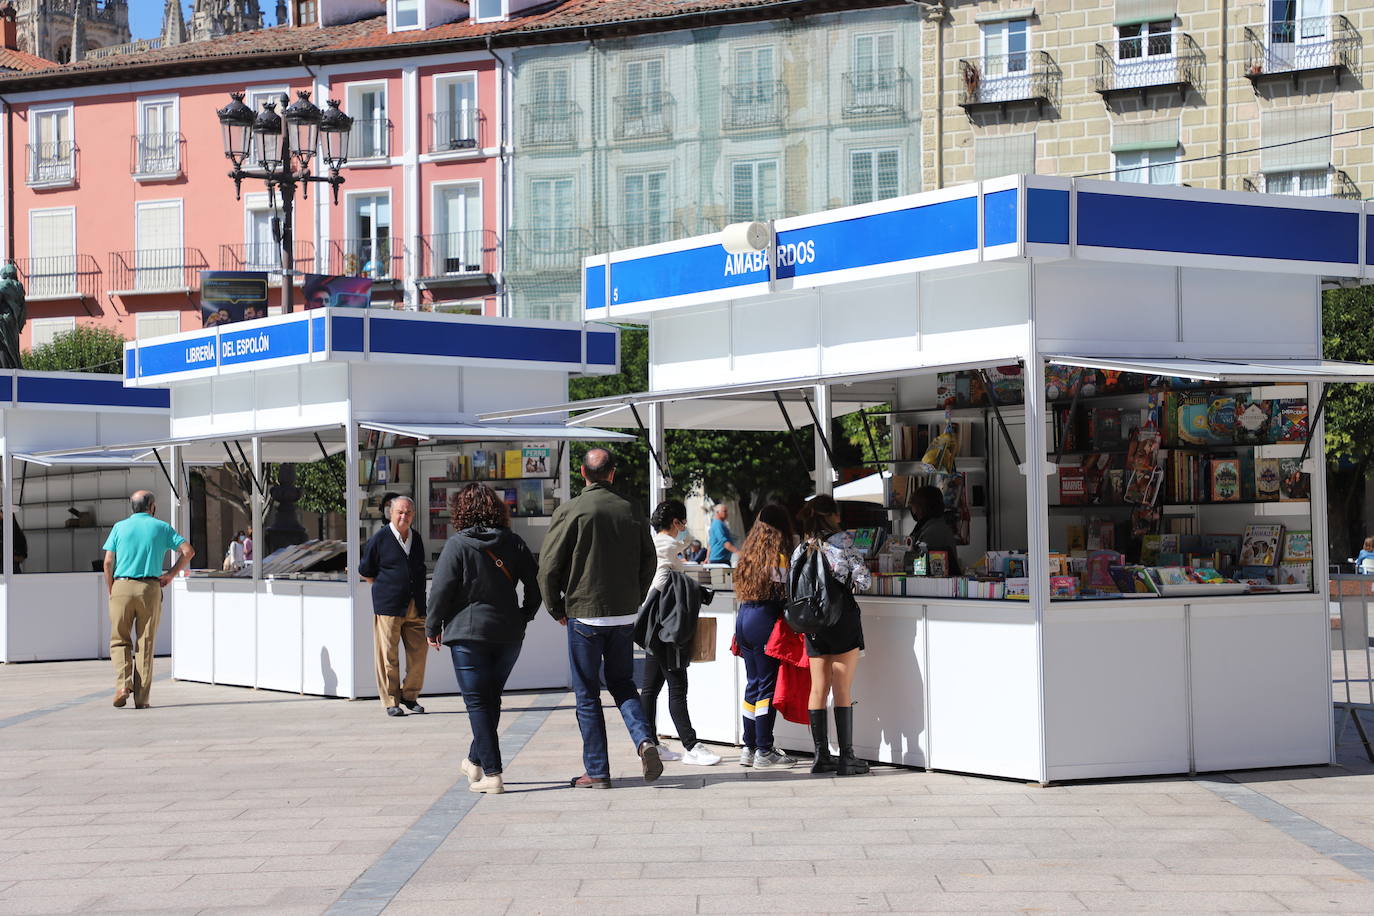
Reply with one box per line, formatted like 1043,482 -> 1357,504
612,287 -> 619,302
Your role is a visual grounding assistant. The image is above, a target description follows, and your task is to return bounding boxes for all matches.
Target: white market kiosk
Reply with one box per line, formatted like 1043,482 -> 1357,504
56,308 -> 628,698
0,371 -> 171,663
488,175 -> 1374,783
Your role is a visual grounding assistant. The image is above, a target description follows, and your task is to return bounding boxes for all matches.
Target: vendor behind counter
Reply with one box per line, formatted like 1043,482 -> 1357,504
907,485 -> 962,576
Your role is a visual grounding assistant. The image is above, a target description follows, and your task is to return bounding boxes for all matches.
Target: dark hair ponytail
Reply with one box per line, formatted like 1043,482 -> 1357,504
796,494 -> 839,537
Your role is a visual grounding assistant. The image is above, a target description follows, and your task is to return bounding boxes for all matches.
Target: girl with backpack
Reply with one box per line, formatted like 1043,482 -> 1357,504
793,495 -> 872,776
732,503 -> 797,769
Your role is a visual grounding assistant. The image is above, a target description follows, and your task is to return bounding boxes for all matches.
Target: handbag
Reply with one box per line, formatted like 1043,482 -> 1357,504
784,540 -> 844,633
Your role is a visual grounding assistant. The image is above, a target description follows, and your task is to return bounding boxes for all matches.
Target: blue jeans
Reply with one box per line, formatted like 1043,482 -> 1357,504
567,621 -> 653,779
736,601 -> 782,752
450,640 -> 523,776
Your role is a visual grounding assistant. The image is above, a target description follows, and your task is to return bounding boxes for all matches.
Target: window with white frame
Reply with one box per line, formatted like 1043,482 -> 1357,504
474,0 -> 504,21
391,0 -> 420,30
527,69 -> 573,145
244,87 -> 286,169
850,32 -> 900,108
974,133 -> 1036,180
1116,18 -> 1173,61
431,183 -> 483,275
1112,119 -> 1180,185
621,171 -> 669,246
433,74 -> 479,151
620,59 -> 668,139
729,47 -> 779,127
136,311 -> 181,339
29,106 -> 73,186
133,200 -> 185,291
1268,0 -> 1332,62
1260,105 -> 1333,196
345,83 -> 389,160
849,148 -> 900,205
981,18 -> 1029,75
345,193 -> 392,278
30,317 -> 75,349
135,97 -> 179,177
245,197 -> 280,272
28,208 -> 76,297
527,177 -> 576,267
730,158 -> 779,223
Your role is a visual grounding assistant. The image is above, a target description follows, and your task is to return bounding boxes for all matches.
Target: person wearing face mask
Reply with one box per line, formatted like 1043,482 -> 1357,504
636,499 -> 721,766
907,485 -> 961,576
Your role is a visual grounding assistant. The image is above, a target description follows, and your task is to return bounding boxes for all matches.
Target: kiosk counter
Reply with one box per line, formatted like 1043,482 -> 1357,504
485,175 -> 1372,783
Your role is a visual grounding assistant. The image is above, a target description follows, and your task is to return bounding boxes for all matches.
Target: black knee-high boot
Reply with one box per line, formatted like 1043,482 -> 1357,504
809,709 -> 836,774
834,705 -> 870,776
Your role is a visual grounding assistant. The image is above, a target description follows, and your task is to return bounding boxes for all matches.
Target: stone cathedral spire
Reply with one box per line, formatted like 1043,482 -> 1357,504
162,0 -> 187,45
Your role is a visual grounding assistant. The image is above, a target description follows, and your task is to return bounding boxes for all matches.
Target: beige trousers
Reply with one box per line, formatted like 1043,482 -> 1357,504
373,601 -> 427,708
109,579 -> 162,706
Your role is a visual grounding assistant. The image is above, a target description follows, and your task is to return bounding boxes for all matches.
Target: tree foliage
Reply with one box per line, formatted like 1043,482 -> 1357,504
1321,286 -> 1374,559
22,325 -> 126,373
296,455 -> 347,518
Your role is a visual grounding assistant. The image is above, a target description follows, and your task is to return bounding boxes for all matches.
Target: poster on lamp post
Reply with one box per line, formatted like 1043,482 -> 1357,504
302,274 -> 373,309
200,271 -> 270,327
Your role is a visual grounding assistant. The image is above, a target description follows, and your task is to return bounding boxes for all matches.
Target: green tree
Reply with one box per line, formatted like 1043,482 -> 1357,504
1321,286 -> 1374,560
22,325 -> 126,373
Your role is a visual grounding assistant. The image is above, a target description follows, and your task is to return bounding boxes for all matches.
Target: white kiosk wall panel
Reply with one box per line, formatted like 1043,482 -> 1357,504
1190,599 -> 1331,771
211,581 -> 257,688
1180,270 -> 1319,354
650,307 -> 731,392
1035,261 -> 1181,348
918,263 -> 1028,362
730,290 -> 821,383
1043,604 -> 1190,781
818,278 -> 918,377
257,582 -> 306,693
172,581 -> 215,682
300,583 -> 360,697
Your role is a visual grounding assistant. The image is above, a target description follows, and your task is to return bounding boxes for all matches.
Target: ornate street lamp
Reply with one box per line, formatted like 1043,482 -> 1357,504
216,90 -> 352,312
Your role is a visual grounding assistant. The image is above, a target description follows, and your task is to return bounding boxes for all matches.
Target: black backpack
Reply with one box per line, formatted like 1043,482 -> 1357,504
785,541 -> 844,634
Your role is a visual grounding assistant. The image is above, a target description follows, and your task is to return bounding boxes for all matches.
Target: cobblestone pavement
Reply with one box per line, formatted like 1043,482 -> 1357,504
4,658 -> 1374,914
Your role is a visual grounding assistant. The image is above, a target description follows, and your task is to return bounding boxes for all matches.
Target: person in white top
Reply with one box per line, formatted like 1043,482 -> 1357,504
640,500 -> 721,766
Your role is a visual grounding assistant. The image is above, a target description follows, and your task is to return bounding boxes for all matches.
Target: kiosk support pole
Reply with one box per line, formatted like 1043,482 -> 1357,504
811,385 -> 834,496
251,439 -> 263,585
2,448 -> 12,583
344,421 -> 360,701
647,402 -> 667,508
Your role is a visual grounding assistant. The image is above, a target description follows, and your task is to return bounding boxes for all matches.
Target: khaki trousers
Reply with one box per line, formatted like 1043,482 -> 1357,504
373,601 -> 427,708
109,579 -> 163,706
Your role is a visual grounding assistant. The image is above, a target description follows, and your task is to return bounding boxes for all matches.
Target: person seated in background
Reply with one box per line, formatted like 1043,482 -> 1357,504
1356,536 -> 1374,574
684,539 -> 707,564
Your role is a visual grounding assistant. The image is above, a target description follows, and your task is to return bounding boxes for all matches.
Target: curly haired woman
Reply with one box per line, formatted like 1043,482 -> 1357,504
732,503 -> 797,769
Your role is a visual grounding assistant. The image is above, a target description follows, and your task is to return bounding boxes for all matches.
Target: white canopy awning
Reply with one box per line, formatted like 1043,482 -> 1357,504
833,473 -> 887,506
34,426 -> 348,463
357,421 -> 635,442
13,450 -> 157,468
1046,356 -> 1374,384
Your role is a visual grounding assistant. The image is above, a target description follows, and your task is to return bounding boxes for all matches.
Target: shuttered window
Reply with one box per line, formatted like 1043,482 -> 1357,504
28,208 -> 75,297
974,133 -> 1036,180
30,317 -> 75,348
136,312 -> 181,339
1114,0 -> 1176,26
1261,105 -> 1331,172
135,201 -> 184,291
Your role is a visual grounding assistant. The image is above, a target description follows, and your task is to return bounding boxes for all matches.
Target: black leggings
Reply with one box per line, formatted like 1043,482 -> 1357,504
640,654 -> 697,750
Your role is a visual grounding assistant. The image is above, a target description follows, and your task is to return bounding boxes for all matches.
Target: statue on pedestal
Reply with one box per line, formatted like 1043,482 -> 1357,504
0,263 -> 26,370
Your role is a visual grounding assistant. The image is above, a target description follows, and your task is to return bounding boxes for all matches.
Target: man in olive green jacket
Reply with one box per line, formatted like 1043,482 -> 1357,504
538,448 -> 662,788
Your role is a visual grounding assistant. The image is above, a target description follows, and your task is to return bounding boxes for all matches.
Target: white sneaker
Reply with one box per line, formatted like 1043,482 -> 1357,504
752,748 -> 797,769
656,744 -> 683,762
739,747 -> 755,767
682,745 -> 722,766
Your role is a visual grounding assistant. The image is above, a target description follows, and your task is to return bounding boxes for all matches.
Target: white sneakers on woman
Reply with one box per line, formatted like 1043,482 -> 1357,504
681,744 -> 722,766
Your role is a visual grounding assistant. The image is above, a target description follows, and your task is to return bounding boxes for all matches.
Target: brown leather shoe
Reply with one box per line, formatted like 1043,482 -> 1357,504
135,702 -> 151,709
569,774 -> 611,789
113,689 -> 130,708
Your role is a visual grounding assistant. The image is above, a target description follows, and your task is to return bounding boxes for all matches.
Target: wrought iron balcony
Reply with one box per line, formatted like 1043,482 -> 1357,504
329,237 -> 405,286
428,109 -> 482,153
1244,16 -> 1360,84
1095,33 -> 1205,99
614,92 -> 675,141
109,247 -> 209,295
842,67 -> 911,117
417,230 -> 499,289
26,141 -> 76,186
505,229 -> 593,274
130,132 -> 184,179
723,81 -> 787,130
346,118 -> 392,161
1241,168 -> 1361,200
959,51 -> 1061,114
13,254 -> 101,301
522,101 -> 578,147
218,241 -> 317,278
592,222 -> 685,252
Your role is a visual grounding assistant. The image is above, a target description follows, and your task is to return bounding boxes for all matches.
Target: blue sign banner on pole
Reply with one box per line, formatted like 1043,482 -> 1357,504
218,318 -> 311,366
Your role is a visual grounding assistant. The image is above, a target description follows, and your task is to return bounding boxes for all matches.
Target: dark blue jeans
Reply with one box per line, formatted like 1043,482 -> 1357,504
567,621 -> 653,779
450,640 -> 523,776
736,601 -> 782,752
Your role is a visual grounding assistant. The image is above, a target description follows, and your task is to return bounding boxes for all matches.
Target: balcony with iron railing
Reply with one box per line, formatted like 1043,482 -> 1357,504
12,254 -> 101,301
723,81 -> 788,130
328,237 -> 405,288
129,132 -> 184,179
1244,16 -> 1361,84
842,68 -> 911,118
614,92 -> 675,141
218,241 -> 317,280
522,101 -> 578,147
1241,167 -> 1361,200
428,109 -> 483,154
959,51 -> 1061,114
26,141 -> 76,187
417,230 -> 499,291
1095,32 -> 1205,99
347,118 -> 392,162
504,229 -> 594,274
109,247 -> 209,295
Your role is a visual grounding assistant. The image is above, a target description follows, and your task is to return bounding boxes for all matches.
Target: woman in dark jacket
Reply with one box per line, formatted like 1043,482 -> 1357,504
426,483 -> 541,795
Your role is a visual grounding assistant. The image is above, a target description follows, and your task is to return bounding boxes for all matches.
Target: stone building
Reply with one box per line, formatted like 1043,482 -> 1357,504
3,0 -> 130,63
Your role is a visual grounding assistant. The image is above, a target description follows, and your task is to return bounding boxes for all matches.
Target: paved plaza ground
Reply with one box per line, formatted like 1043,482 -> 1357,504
4,659 -> 1374,914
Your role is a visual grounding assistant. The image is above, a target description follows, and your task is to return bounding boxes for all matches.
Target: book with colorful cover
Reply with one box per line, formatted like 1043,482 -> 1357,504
1058,467 -> 1087,505
522,444 -> 552,477
1045,365 -> 1084,401
1176,393 -> 1211,445
1049,575 -> 1079,597
1255,457 -> 1281,501
1090,408 -> 1123,450
1279,458 -> 1310,501
1086,550 -> 1124,590
1282,530 -> 1313,562
517,479 -> 544,517
1204,396 -> 1237,444
1240,524 -> 1284,567
1277,562 -> 1313,589
1275,399 -> 1310,442
1235,399 -> 1273,444
1209,458 -> 1241,502
504,449 -> 524,479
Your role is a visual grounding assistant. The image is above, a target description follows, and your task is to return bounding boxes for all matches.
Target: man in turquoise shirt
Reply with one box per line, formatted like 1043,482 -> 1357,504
102,490 -> 194,709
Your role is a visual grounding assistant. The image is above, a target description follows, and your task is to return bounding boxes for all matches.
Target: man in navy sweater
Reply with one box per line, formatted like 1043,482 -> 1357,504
360,496 -> 429,717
